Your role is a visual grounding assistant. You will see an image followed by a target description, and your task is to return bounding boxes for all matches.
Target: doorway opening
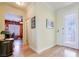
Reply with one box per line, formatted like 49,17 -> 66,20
4,13 -> 23,40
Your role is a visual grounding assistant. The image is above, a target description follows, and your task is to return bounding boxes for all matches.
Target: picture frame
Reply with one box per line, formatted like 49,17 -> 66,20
46,19 -> 54,29
31,16 -> 36,29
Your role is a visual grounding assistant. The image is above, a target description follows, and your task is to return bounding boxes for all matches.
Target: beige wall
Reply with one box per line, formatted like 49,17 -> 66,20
0,3 -> 28,45
0,5 -> 6,37
27,3 -> 56,53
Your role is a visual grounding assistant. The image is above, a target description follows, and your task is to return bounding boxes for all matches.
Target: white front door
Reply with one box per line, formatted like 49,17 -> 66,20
63,13 -> 76,48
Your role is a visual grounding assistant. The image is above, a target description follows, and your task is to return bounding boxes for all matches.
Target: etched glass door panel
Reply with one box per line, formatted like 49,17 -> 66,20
64,13 -> 76,48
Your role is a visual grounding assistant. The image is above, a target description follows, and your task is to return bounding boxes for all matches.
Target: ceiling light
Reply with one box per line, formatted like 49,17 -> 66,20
16,2 -> 24,6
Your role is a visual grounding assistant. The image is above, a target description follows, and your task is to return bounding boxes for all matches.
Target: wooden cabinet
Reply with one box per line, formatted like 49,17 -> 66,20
0,40 -> 14,57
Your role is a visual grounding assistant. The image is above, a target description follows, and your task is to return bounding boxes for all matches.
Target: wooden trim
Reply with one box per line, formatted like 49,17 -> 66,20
5,20 -> 23,39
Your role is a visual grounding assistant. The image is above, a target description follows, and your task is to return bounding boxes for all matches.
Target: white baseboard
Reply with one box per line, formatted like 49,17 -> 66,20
29,46 -> 38,53
29,44 -> 56,53
56,43 -> 79,49
36,45 -> 56,53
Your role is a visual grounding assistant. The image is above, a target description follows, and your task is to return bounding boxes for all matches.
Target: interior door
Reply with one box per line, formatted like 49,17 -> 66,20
63,13 -> 76,48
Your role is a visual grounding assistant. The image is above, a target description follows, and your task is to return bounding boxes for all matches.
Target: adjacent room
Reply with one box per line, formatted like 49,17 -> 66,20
0,2 -> 79,57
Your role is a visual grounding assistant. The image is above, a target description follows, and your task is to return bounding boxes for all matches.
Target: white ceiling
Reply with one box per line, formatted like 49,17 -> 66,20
25,2 -> 74,11
14,2 -> 74,11
43,2 -> 74,10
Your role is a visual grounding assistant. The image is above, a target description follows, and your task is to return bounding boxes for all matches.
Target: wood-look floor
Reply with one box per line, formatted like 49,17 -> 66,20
11,40 -> 79,57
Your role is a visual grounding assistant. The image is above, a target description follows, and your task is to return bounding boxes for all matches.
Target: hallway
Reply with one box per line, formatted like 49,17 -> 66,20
11,39 -> 35,57
12,40 -> 79,57
0,2 -> 79,57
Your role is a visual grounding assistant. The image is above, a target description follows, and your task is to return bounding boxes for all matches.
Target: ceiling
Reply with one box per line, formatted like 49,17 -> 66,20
1,2 -> 74,11
24,2 -> 74,11
39,2 -> 74,10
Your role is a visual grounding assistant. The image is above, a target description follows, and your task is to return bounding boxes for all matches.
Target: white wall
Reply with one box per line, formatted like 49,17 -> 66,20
35,3 -> 56,52
27,3 -> 38,51
56,3 -> 79,48
27,3 -> 56,53
26,2 -> 79,52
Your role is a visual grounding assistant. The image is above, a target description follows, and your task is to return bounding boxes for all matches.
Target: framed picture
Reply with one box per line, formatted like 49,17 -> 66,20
31,16 -> 36,29
46,19 -> 54,29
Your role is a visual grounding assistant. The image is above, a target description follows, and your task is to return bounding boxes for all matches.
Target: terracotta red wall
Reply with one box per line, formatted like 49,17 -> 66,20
5,20 -> 23,39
